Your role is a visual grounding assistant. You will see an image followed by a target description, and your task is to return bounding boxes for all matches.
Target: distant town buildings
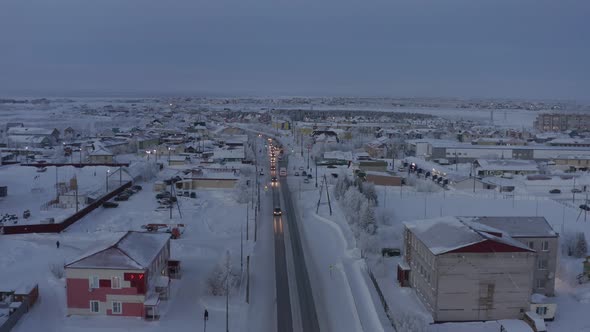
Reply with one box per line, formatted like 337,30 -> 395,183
534,113 -> 590,132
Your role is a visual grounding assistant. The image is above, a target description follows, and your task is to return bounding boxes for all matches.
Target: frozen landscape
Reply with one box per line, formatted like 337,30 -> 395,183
1,96 -> 590,332
1,1 -> 589,331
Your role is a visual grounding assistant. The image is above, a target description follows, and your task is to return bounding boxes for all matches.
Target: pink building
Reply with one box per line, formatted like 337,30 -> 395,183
65,231 -> 180,320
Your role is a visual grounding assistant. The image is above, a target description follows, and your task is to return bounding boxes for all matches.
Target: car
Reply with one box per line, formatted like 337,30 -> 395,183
102,201 -> 119,208
294,172 -> 299,176
177,191 -> 184,196
156,191 -> 171,199
303,178 -> 310,184
327,165 -> 337,169
572,188 -> 582,193
299,166 -> 304,171
273,208 -> 282,216
307,174 -> 312,179
302,171 -> 307,177
260,171 -> 264,176
132,185 -> 143,191
580,204 -> 590,211
381,248 -> 401,257
270,165 -> 276,171
190,192 -> 197,198
271,177 -> 278,184
184,191 -> 190,196
549,189 -> 561,194
114,194 -> 130,201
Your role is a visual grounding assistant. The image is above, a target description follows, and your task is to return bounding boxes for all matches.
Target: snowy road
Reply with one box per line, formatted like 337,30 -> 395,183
279,156 -> 321,332
272,185 -> 293,332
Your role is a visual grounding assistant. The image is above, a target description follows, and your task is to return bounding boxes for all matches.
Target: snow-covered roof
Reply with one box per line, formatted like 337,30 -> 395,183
548,138 -> 590,145
525,312 -> 546,331
89,146 -> 114,156
555,154 -> 590,160
324,151 -> 353,161
7,135 -> 49,144
476,159 -> 539,172
470,216 -> 557,238
213,148 -> 245,160
498,319 -> 533,332
7,127 -> 56,136
404,217 -> 534,255
404,217 -> 485,255
66,232 -> 170,270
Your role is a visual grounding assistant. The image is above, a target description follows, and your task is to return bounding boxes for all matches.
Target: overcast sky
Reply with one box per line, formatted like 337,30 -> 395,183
1,0 -> 588,100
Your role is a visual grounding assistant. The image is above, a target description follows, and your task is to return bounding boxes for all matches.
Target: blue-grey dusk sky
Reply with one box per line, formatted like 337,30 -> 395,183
1,0 -> 588,99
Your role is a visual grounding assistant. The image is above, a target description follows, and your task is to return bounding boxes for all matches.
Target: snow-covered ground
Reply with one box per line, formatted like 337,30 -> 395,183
2,171 -> 260,332
0,164 -> 129,225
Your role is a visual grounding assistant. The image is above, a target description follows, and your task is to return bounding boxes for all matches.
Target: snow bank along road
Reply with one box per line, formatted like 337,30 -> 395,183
278,156 -> 320,332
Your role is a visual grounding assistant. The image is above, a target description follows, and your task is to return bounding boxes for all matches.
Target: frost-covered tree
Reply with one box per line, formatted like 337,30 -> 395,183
359,201 -> 378,235
343,187 -> 364,226
574,232 -> 588,258
334,173 -> 352,200
234,177 -> 250,204
361,182 -> 378,205
207,250 -> 240,296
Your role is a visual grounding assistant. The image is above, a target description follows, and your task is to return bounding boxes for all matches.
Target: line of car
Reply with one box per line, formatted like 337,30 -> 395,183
102,185 -> 143,208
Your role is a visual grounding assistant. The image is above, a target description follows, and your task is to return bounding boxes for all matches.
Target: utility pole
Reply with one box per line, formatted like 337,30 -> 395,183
573,176 -> 577,203
240,225 -> 243,275
246,255 -> 250,303
315,161 -> 318,188
225,266 -> 229,332
246,206 -> 249,241
254,206 -> 258,242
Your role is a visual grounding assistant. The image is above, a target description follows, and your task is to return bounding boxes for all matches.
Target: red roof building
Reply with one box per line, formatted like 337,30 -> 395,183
65,231 -> 178,320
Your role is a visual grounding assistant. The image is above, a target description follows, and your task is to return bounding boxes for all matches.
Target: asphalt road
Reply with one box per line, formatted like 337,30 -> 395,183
279,157 -> 321,332
272,173 -> 294,332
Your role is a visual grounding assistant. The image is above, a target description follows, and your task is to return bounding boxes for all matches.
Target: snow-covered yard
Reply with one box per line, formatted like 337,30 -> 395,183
2,174 -> 256,332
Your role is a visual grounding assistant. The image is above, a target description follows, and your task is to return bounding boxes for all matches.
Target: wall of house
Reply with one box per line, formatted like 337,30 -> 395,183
365,174 -> 402,186
434,251 -> 535,322
515,236 -> 558,296
65,268 -> 146,317
89,155 -> 114,164
182,178 -> 237,189
453,179 -> 490,191
406,231 -> 437,313
147,241 -> 171,287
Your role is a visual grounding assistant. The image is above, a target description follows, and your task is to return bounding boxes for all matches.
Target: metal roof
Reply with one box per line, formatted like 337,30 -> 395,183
468,216 -> 557,238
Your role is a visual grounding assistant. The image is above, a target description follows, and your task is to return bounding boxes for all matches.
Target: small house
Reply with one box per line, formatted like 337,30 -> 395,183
89,147 -> 114,164
65,232 -> 180,320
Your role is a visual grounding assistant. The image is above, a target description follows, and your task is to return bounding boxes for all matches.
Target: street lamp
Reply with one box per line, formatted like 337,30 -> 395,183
146,150 -> 151,161
153,149 -> 158,161
168,147 -> 172,163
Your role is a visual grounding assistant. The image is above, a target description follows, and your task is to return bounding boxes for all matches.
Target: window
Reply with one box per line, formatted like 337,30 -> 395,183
90,301 -> 100,313
528,241 -> 534,249
111,277 -> 121,289
538,259 -> 548,270
542,241 -> 549,251
112,301 -> 122,314
536,279 -> 546,289
89,276 -> 99,289
536,306 -> 548,315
